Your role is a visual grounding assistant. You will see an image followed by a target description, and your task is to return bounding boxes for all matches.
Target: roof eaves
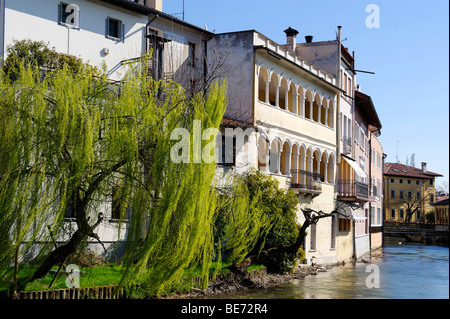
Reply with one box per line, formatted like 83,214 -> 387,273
99,0 -> 214,36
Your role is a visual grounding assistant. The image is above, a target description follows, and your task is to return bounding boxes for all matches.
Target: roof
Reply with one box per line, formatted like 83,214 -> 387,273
432,196 -> 449,206
100,0 -> 214,36
221,118 -> 258,130
384,162 -> 443,179
355,91 -> 382,133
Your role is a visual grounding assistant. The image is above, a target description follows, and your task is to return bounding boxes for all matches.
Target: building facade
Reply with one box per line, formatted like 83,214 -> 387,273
209,29 -> 341,265
0,0 -> 215,255
369,130 -> 384,250
384,162 -> 442,223
433,196 -> 449,225
295,29 -> 383,260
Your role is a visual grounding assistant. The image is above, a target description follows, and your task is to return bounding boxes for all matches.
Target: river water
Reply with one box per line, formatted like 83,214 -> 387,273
213,240 -> 449,299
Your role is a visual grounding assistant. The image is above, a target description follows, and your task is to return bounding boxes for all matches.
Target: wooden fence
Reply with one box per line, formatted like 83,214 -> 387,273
17,268 -> 267,300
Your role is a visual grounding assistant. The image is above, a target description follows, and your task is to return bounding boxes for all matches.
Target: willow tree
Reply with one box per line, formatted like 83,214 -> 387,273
0,54 -> 227,295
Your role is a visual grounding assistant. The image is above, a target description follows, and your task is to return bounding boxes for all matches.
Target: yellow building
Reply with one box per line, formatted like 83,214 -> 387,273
384,162 -> 442,223
433,197 -> 449,225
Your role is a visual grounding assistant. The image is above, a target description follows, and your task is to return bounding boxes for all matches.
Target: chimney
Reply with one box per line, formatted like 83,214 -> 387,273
421,162 -> 427,172
145,0 -> 163,11
284,27 -> 299,53
305,35 -> 314,43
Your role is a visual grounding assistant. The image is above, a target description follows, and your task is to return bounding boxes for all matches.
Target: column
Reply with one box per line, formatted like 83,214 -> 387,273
300,95 -> 305,117
292,152 -> 298,183
309,100 -> 313,120
275,85 -> 280,108
293,92 -> 299,115
265,80 -> 270,104
285,90 -> 289,111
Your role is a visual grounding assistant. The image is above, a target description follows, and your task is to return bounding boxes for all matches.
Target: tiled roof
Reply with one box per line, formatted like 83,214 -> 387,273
221,118 -> 258,130
384,162 -> 443,179
432,196 -> 449,206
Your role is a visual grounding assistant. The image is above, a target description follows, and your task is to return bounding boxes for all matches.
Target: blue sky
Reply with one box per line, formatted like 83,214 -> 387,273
164,0 -> 449,189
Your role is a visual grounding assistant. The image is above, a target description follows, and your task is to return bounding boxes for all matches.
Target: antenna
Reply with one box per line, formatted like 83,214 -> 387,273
183,0 -> 185,20
396,140 -> 400,163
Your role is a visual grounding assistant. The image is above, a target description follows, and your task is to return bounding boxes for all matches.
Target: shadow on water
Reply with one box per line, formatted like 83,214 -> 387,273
210,242 -> 449,299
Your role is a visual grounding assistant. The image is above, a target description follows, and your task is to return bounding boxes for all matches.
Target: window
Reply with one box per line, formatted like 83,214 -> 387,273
391,178 -> 394,183
355,124 -> 360,144
399,208 -> 404,219
189,42 -> 197,68
331,215 -> 336,249
408,190 -> 413,200
391,208 -> 396,219
106,17 -> 124,42
430,194 -> 434,203
399,190 -> 404,200
310,223 -> 317,251
399,179 -> 403,184
377,207 -> 381,225
371,206 -> 375,225
408,180 -> 411,184
391,189 -> 395,199
416,181 -> 420,185
339,218 -> 351,231
217,133 -> 236,166
59,2 -> 80,28
416,210 -> 421,220
416,191 -> 421,200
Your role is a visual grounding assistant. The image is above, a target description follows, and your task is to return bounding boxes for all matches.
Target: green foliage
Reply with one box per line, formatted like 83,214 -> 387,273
215,169 -> 303,273
0,47 -> 227,296
2,39 -> 100,77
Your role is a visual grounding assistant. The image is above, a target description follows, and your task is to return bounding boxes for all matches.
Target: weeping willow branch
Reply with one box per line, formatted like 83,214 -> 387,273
0,55 -> 228,296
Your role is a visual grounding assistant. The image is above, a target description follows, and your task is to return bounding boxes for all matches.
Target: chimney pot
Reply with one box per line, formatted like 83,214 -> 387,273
421,162 -> 427,172
305,35 -> 314,43
284,27 -> 299,53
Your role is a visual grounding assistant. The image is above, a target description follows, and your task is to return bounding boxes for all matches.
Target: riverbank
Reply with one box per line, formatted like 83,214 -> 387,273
168,249 -> 385,299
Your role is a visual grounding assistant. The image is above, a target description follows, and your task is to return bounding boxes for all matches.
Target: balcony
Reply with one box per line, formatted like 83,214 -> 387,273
290,170 -> 323,197
337,180 -> 369,202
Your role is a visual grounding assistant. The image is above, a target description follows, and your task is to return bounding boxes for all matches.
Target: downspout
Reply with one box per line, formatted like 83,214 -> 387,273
382,153 -> 387,246
145,13 -> 159,52
369,134 -> 373,250
336,26 -> 342,165
0,0 -> 5,63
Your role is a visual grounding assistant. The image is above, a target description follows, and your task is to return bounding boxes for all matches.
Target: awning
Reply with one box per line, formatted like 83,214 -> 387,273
338,206 -> 367,221
343,156 -> 367,178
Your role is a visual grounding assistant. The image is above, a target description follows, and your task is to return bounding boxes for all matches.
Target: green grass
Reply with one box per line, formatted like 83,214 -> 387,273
1,261 -> 265,293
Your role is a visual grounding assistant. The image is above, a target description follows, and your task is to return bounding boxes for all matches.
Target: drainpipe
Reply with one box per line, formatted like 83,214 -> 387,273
336,26 -> 342,165
145,13 -> 159,52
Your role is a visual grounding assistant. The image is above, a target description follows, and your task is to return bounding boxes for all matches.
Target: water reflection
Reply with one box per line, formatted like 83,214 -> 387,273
211,242 -> 449,299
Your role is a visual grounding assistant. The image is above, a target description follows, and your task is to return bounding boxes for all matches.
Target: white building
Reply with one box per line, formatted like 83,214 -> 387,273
0,0 -> 215,257
0,0 -> 212,84
209,29 -> 342,265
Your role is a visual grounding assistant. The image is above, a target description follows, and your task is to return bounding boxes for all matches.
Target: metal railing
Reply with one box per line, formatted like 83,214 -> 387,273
290,170 -> 322,193
337,180 -> 369,199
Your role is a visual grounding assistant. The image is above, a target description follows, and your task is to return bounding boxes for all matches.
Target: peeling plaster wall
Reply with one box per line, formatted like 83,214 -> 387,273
208,31 -> 255,124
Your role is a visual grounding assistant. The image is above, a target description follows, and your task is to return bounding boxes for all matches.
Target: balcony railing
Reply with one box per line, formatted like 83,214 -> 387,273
337,180 -> 369,200
290,170 -> 322,195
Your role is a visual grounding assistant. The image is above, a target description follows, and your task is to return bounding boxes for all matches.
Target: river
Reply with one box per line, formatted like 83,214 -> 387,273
212,240 -> 449,299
